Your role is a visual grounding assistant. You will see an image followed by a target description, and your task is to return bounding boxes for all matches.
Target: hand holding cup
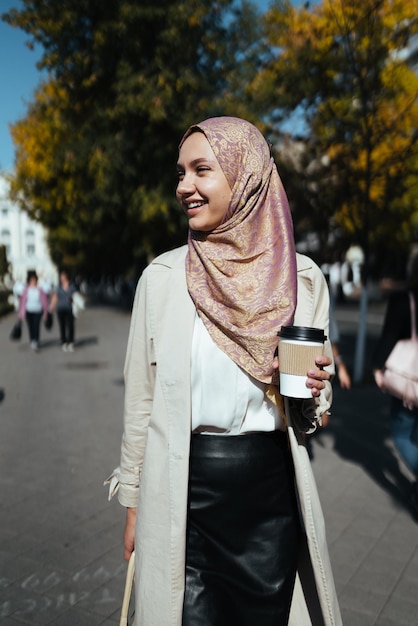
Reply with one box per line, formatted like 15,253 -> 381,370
277,326 -> 329,398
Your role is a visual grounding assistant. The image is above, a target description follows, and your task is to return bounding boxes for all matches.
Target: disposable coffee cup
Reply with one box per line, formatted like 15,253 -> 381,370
277,326 -> 326,398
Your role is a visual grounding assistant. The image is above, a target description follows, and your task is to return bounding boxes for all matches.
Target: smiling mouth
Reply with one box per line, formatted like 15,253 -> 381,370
187,201 -> 205,209
185,201 -> 206,215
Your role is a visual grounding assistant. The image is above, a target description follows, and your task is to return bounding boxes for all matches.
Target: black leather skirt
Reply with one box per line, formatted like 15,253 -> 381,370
182,431 -> 301,626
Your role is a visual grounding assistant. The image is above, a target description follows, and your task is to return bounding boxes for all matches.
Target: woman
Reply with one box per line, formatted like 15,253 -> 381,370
109,117 -> 341,625
50,270 -> 78,352
373,254 -> 418,521
18,270 -> 49,351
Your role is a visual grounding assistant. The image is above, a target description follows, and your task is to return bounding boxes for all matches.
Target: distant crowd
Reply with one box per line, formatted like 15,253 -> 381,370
12,269 -> 84,352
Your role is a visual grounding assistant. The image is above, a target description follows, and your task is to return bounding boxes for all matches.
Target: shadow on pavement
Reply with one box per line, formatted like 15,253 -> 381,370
313,328 -> 413,513
74,335 -> 99,348
39,335 -> 99,350
323,385 -> 411,505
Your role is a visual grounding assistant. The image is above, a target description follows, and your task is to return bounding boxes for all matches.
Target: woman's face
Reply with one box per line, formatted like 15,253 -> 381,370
176,131 -> 232,232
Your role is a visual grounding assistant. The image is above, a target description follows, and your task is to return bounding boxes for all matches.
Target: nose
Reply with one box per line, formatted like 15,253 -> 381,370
176,172 -> 195,196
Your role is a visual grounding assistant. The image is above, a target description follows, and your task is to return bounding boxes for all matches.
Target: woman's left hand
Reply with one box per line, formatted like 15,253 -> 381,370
306,356 -> 332,397
272,354 -> 331,398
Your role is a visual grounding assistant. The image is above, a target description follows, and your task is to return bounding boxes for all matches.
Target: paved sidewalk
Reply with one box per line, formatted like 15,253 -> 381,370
0,301 -> 417,625
0,305 -> 129,625
315,302 -> 418,626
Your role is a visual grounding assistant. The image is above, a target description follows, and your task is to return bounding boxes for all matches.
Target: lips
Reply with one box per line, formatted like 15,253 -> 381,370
184,200 -> 206,216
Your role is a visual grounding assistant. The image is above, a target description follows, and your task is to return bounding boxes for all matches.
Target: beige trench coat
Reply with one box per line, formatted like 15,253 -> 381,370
117,245 -> 342,626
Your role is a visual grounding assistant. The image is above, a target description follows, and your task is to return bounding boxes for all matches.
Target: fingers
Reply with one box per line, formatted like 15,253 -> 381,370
272,354 -> 331,397
306,380 -> 323,397
123,507 -> 137,561
306,355 -> 331,397
124,544 -> 135,562
307,367 -> 329,385
315,355 -> 332,368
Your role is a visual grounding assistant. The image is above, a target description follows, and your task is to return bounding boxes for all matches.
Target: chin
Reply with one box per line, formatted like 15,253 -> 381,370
190,217 -> 224,233
189,220 -> 212,233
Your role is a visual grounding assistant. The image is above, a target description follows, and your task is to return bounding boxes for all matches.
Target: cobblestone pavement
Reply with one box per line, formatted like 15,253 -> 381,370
0,300 -> 417,625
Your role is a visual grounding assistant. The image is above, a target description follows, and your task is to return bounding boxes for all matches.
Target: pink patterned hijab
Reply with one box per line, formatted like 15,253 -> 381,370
180,116 -> 297,383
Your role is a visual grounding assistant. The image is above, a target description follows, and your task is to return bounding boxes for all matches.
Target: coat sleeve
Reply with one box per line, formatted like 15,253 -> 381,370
18,288 -> 27,320
293,257 -> 333,433
118,268 -> 156,508
40,289 -> 49,313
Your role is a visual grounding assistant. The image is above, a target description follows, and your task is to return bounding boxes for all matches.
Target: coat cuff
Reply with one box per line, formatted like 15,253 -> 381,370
103,466 -> 140,507
103,467 -> 121,501
288,399 -> 320,434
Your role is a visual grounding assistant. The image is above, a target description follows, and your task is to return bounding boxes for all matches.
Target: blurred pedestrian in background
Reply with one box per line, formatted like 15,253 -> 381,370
50,270 -> 78,352
18,270 -> 49,352
373,253 -> 418,521
39,273 -> 52,296
329,294 -> 351,391
321,259 -> 351,399
317,314 -> 350,432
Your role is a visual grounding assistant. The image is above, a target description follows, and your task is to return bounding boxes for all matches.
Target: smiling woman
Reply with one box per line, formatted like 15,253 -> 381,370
110,116 -> 341,626
176,131 -> 232,232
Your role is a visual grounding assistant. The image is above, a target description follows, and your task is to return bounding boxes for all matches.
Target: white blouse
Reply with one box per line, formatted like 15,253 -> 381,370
191,314 -> 284,434
25,287 -> 43,313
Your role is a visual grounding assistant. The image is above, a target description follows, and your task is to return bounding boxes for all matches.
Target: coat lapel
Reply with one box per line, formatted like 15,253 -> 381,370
148,247 -> 195,445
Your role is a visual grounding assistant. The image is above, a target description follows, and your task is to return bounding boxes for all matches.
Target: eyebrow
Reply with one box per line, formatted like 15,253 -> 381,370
176,157 -> 217,169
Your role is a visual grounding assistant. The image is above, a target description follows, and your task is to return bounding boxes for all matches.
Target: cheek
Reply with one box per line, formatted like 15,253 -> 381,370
220,186 -> 232,212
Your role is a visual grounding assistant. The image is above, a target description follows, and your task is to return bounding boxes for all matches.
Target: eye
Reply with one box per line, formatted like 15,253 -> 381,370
177,169 -> 185,180
196,166 -> 210,174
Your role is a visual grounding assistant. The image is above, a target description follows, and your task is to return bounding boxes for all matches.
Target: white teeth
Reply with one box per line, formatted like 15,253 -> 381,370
188,202 -> 204,209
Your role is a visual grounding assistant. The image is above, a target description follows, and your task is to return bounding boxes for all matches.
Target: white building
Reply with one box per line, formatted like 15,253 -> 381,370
0,176 -> 57,288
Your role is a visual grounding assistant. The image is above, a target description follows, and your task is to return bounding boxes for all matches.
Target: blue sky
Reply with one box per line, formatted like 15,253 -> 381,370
0,0 -> 283,173
0,0 -> 44,172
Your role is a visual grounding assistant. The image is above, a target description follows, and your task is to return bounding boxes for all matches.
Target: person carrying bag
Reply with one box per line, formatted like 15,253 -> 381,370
378,292 -> 418,409
373,254 -> 418,522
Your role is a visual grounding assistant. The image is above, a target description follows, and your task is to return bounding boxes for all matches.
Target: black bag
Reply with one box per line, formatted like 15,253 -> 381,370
10,319 -> 22,341
44,311 -> 53,330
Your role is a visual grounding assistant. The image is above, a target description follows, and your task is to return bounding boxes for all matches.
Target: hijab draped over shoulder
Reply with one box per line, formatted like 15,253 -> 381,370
180,116 -> 297,384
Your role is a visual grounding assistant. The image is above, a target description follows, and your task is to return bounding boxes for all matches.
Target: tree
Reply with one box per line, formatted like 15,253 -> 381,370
253,0 -> 418,265
0,245 -> 9,285
2,0 -> 262,278
251,0 -> 418,381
